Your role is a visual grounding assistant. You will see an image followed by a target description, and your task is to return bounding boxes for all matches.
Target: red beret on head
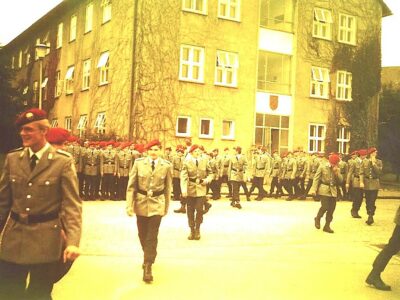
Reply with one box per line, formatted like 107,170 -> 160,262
135,144 -> 145,153
358,149 -> 368,156
367,147 -> 377,155
114,142 -> 121,148
328,153 -> 340,166
99,141 -> 107,148
46,127 -> 70,145
350,150 -> 358,156
15,108 -> 48,127
67,135 -> 78,143
189,144 -> 200,153
176,145 -> 185,153
165,146 -> 172,151
146,139 -> 161,150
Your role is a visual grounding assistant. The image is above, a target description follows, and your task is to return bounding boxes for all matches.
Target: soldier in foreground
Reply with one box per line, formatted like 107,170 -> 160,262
0,109 -> 82,300
126,139 -> 172,283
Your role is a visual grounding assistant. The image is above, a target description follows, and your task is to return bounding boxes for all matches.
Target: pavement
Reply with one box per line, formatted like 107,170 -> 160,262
53,192 -> 400,300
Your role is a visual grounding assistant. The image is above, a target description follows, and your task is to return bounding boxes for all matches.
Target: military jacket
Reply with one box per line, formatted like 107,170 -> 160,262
361,158 -> 382,191
126,157 -> 172,217
338,160 -> 348,177
100,149 -> 117,175
279,157 -> 287,179
66,144 -> 82,173
228,154 -> 248,182
295,157 -> 307,178
346,157 -> 364,188
82,148 -> 100,176
283,157 -> 297,180
269,156 -> 281,177
172,155 -> 184,178
220,154 -> 231,177
181,157 -> 214,197
394,206 -> 400,225
251,154 -> 269,178
0,147 -> 82,264
305,157 -> 320,181
310,162 -> 343,197
116,149 -> 133,177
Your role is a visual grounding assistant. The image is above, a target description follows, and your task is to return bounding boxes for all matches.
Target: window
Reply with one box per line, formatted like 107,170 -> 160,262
64,116 -> 72,131
33,81 -> 38,103
55,71 -> 62,97
57,23 -> 63,48
337,127 -> 350,154
215,51 -> 238,87
313,8 -> 332,40
23,86 -> 29,95
308,124 -> 325,153
85,3 -> 93,33
179,45 -> 205,83
255,113 -> 289,154
222,120 -> 235,140
41,77 -> 48,101
259,0 -> 293,32
182,0 -> 207,14
218,0 -> 240,21
26,52 -> 31,65
258,51 -> 291,94
176,116 -> 191,137
65,65 -> 75,94
94,112 -> 106,134
336,70 -> 352,101
102,0 -> 112,23
11,56 -> 15,69
77,114 -> 88,136
51,118 -> 58,128
310,66 -> 330,99
70,15 -> 77,42
97,52 -> 109,85
82,59 -> 91,90
338,13 -> 356,45
18,50 -> 22,68
199,118 -> 214,139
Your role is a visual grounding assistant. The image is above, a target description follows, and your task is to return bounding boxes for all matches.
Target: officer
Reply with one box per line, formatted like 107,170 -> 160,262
116,143 -> 133,200
82,142 -> 101,200
269,151 -> 282,198
347,150 -> 365,218
126,139 -> 172,283
0,108 -> 82,300
362,147 -> 382,225
180,145 -> 214,240
228,146 -> 250,208
310,153 -> 343,233
163,147 -> 173,162
248,146 -> 269,201
100,142 -> 118,200
173,145 -> 186,213
365,205 -> 400,291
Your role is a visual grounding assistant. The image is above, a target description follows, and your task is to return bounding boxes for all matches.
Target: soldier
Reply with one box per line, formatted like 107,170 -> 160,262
116,143 -> 133,200
228,146 -> 250,208
126,139 -> 172,283
283,151 -> 297,201
180,145 -> 214,240
347,150 -> 365,218
248,146 -> 269,200
0,109 -> 82,300
310,153 -> 343,233
294,151 -> 307,199
100,142 -> 118,200
365,205 -> 400,291
208,150 -> 221,200
304,152 -> 321,200
173,145 -> 186,213
46,127 -> 70,149
219,147 -> 232,198
163,147 -> 173,162
346,151 -> 358,202
82,142 -> 101,200
337,153 -> 349,200
66,136 -> 83,196
362,147 -> 383,225
269,151 -> 282,198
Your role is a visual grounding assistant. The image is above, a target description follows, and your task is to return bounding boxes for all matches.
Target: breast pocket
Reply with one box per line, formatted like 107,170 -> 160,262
10,175 -> 24,199
38,177 -> 60,198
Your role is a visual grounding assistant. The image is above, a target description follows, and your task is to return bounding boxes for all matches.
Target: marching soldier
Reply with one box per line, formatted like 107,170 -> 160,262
126,139 -> 172,283
116,143 -> 133,200
219,147 -> 232,198
66,136 -> 84,196
82,142 -> 101,200
337,154 -> 349,200
173,146 -> 186,213
283,151 -> 297,201
294,151 -> 307,199
304,152 -> 321,200
228,146 -> 250,208
163,147 -> 173,162
310,153 -> 343,233
269,151 -> 282,198
248,146 -> 269,200
180,145 -> 214,240
100,142 -> 118,200
362,147 -> 383,225
0,109 -> 82,299
347,150 -> 365,218
208,149 -> 221,200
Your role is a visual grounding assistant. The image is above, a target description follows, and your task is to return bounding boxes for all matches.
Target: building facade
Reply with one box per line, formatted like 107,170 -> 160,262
0,0 -> 391,153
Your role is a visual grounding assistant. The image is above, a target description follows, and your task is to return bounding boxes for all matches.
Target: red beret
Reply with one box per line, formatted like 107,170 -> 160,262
189,144 -> 200,153
135,144 -> 145,153
67,135 -> 78,143
165,146 -> 172,151
350,150 -> 358,156
146,139 -> 161,150
99,141 -> 107,148
15,108 -> 48,127
234,146 -> 242,152
368,147 -> 377,154
358,149 -> 368,156
176,145 -> 185,153
328,154 -> 340,166
46,127 -> 70,145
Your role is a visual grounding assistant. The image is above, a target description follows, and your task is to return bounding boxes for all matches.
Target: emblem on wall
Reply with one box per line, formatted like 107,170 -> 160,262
269,95 -> 279,111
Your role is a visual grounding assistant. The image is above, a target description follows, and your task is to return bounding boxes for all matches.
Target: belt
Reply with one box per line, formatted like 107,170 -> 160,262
174,168 -> 181,171
87,163 -> 97,166
232,168 -> 243,172
121,166 -> 129,169
137,189 -> 164,197
10,211 -> 59,225
354,175 -> 359,178
224,164 -> 229,167
189,178 -> 204,184
256,167 -> 265,170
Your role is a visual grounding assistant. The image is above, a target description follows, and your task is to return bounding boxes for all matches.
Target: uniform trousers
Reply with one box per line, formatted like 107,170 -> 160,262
0,259 -> 58,300
219,175 -> 232,196
282,178 -> 294,196
136,215 -> 162,264
77,172 -> 84,196
304,179 -> 314,197
372,225 -> 400,273
316,195 -> 337,223
231,181 -> 249,202
249,177 -> 266,198
117,176 -> 129,200
269,176 -> 282,196
102,174 -> 116,199
365,190 -> 378,216
172,177 -> 182,201
351,187 -> 365,213
84,175 -> 99,200
186,197 -> 204,228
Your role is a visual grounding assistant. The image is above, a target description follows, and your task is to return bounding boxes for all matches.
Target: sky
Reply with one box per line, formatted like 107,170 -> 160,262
0,0 -> 399,66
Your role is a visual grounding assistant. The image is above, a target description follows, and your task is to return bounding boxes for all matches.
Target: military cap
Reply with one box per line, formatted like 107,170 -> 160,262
15,108 -> 48,127
176,145 -> 185,153
165,146 -> 172,151
189,144 -> 200,153
358,149 -> 368,156
234,146 -> 242,152
328,153 -> 340,166
67,135 -> 78,143
146,139 -> 161,150
135,144 -> 145,153
224,147 -> 229,151
367,147 -> 377,155
46,127 -> 70,145
99,141 -> 107,148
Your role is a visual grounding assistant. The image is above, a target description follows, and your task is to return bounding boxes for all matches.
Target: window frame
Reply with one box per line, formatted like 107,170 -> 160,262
51,118 -> 58,128
179,45 -> 205,83
336,70 -> 352,101
182,0 -> 207,15
337,127 -> 350,154
221,120 -> 235,140
102,0 -> 112,24
218,0 -> 240,22
64,116 -> 72,131
77,114 -> 88,130
310,66 -> 330,99
312,8 -> 333,40
65,65 -> 75,95
215,50 -> 239,87
175,116 -> 191,137
55,70 -> 62,97
70,15 -> 77,42
308,123 -> 326,153
98,51 -> 110,85
338,13 -> 356,45
94,112 -> 106,134
82,59 -> 91,91
57,22 -> 63,49
199,118 -> 214,139
85,3 -> 94,33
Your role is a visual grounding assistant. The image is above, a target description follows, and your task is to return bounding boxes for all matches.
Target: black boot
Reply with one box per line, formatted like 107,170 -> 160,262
351,210 -> 362,218
203,202 -> 212,214
188,226 -> 195,240
314,217 -> 321,229
194,225 -> 201,240
366,270 -> 391,291
143,263 -> 153,283
174,204 -> 186,214
323,222 -> 334,233
366,215 -> 374,225
235,201 -> 242,209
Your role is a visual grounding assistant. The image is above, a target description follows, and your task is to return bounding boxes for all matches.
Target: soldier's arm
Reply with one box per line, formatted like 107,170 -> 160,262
164,163 -> 172,215
0,155 -> 12,232
372,159 -> 383,175
205,160 -> 214,184
291,160 -> 297,179
310,165 -> 322,195
126,160 -> 139,216
346,163 -> 354,186
180,162 -> 189,197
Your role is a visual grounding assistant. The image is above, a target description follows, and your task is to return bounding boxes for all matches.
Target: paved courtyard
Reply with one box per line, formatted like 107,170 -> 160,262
53,196 -> 400,300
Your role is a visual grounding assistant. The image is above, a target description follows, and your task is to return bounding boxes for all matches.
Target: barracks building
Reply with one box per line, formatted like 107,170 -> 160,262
0,0 -> 391,154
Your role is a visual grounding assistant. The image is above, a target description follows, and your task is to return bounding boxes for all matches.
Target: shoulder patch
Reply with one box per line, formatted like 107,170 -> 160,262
56,149 -> 72,157
8,147 -> 23,153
